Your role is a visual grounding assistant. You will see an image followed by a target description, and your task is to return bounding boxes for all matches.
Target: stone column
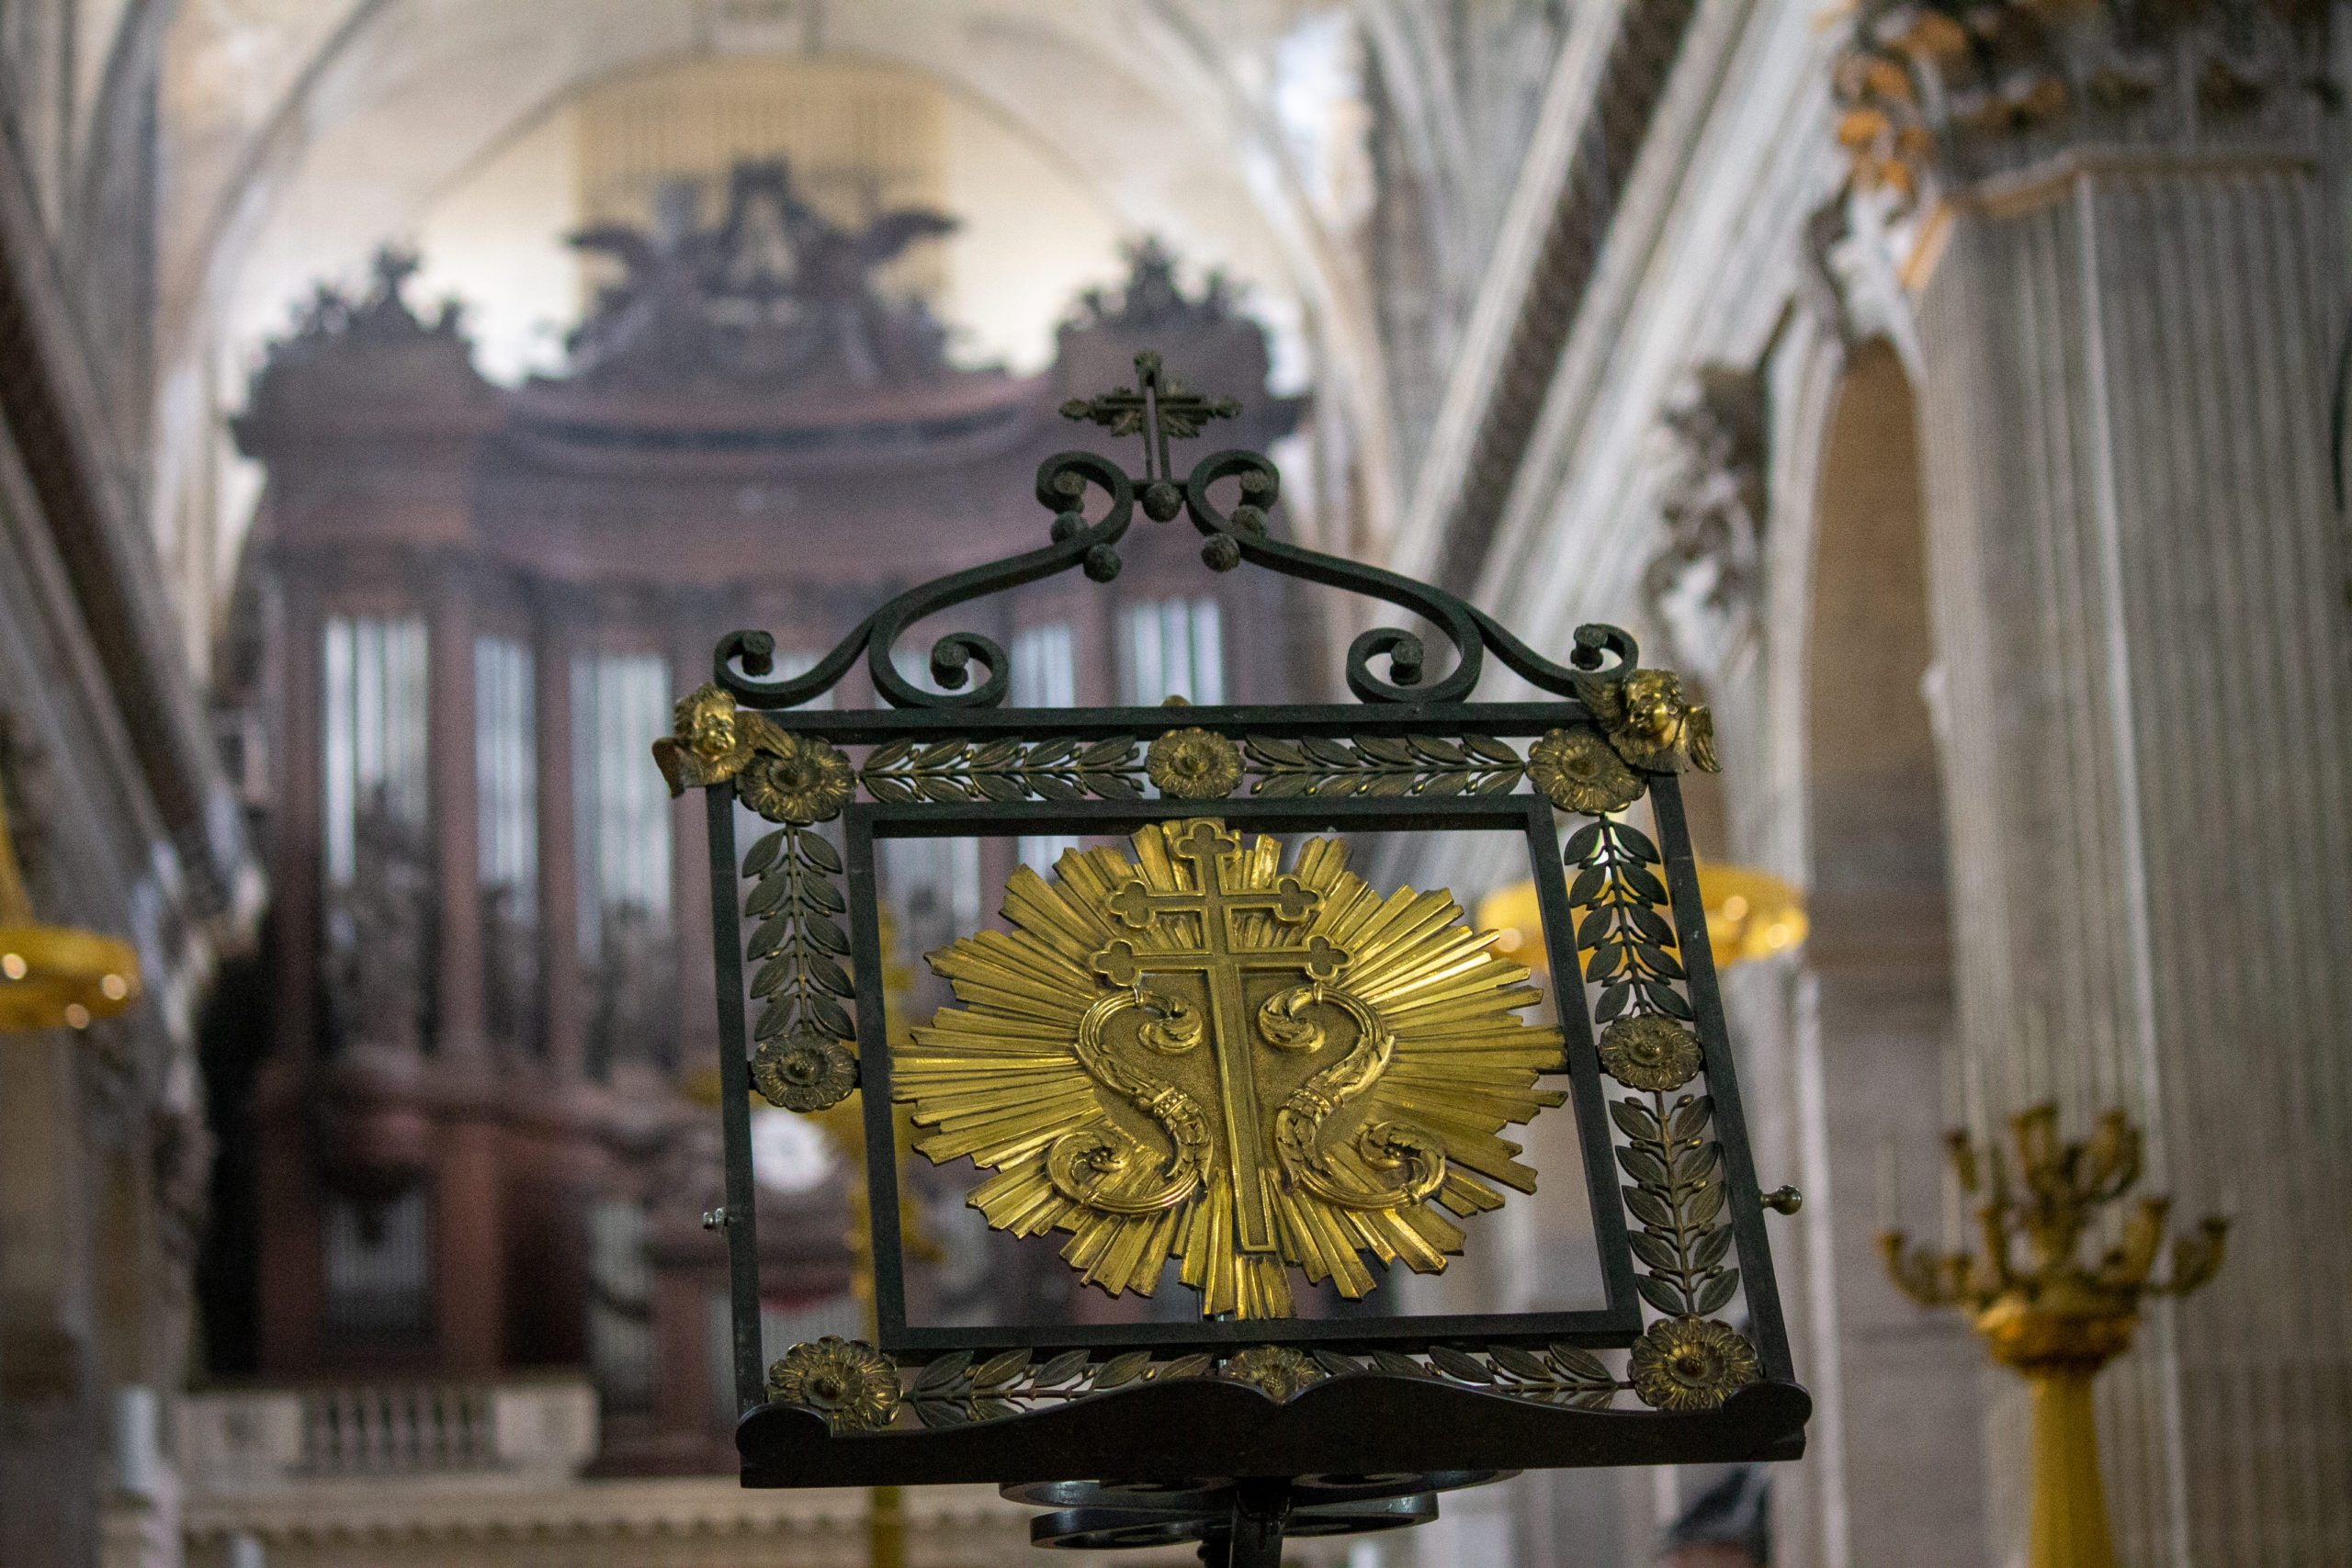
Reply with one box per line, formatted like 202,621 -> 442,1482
1851,7 -> 2352,1559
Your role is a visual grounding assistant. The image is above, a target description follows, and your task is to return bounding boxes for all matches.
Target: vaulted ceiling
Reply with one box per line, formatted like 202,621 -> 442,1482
153,0 -> 1401,592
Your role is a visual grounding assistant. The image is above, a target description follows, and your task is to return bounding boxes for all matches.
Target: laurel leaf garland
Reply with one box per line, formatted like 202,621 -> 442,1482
1614,1090 -> 1739,1323
858,737 -> 1146,803
1241,734 -> 1524,798
856,733 -> 1530,803
1305,1345 -> 1626,1410
741,825 -> 858,1105
895,1337 -> 1636,1425
1565,820 -> 1691,1016
901,1348 -> 1216,1427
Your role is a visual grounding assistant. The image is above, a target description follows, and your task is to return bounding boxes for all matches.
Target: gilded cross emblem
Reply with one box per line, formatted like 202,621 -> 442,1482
1060,350 -> 1241,483
902,819 -> 1566,1318
1088,820 -> 1342,1256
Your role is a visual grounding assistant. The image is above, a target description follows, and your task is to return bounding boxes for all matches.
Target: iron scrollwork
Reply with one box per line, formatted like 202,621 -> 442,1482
705,352 -> 1672,719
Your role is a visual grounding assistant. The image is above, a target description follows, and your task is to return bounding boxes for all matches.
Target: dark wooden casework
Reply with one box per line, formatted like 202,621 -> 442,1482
221,165 -> 1304,1472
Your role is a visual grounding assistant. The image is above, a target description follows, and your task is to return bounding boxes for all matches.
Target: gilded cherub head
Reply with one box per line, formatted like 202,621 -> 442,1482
1575,668 -> 1719,774
680,684 -> 741,761
653,682 -> 757,795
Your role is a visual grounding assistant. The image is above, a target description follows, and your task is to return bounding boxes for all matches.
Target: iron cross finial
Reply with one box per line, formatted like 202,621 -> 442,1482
1060,349 -> 1242,490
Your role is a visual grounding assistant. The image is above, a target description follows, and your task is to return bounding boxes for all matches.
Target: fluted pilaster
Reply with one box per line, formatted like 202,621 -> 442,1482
1916,150 -> 2352,1566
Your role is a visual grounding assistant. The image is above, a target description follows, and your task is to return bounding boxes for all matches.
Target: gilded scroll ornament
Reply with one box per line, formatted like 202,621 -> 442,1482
766,1336 -> 902,1432
1573,669 -> 1719,774
1828,0 -> 2317,212
899,818 -> 1565,1318
1527,727 -> 1645,815
1145,728 -> 1243,799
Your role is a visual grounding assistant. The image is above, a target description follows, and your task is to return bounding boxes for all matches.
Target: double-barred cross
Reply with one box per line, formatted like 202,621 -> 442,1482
1059,350 -> 1241,484
1090,820 -> 1345,1254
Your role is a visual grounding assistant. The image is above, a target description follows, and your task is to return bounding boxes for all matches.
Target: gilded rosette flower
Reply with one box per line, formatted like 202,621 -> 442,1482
1528,727 -> 1645,815
766,1337 -> 901,1431
1598,1015 -> 1703,1091
1224,1345 -> 1326,1402
1146,727 -> 1243,799
739,734 -> 854,823
1628,1315 -> 1759,1411
752,1030 -> 857,1111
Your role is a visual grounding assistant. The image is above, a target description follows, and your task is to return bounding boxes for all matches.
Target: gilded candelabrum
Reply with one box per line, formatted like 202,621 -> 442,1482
1880,1105 -> 2225,1568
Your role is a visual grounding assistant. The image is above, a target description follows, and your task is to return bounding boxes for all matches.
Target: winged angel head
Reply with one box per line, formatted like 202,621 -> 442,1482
895,818 -> 1567,1318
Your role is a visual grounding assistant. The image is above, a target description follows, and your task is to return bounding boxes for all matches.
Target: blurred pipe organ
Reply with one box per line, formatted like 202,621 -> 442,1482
216,165 -> 1304,1471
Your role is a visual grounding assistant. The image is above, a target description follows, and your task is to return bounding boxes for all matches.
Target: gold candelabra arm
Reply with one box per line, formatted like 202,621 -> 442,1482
2012,1104 -> 2061,1195
1879,1231 -> 1934,1306
1973,1199 -> 2017,1294
2013,1105 -> 2091,1271
1944,1127 -> 1980,1195
2097,1196 -> 2169,1291
2081,1110 -> 2143,1205
1942,1127 -> 2020,1295
1880,1230 -> 1978,1309
2155,1214 -> 2229,1299
2004,1103 -> 2141,1276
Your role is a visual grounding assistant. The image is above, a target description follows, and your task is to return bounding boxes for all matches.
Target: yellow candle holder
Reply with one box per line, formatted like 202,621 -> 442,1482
0,787 -> 140,1033
1880,1105 -> 2226,1568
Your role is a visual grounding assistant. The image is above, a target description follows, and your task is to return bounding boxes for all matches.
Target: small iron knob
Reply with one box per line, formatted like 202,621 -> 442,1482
1763,1186 -> 1804,1215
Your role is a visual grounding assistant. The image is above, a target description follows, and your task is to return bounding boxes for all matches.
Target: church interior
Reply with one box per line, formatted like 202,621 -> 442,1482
0,2 -> 2346,1566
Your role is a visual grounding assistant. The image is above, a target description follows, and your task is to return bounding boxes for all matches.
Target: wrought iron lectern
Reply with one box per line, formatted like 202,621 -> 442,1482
658,352 -> 1810,1565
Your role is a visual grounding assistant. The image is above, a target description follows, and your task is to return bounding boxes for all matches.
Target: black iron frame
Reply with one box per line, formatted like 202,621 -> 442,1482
846,793 -> 1639,1355
683,360 -> 1807,1560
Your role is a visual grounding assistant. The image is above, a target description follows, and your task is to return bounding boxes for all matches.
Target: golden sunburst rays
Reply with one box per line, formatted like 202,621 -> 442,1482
896,818 -> 1566,1319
